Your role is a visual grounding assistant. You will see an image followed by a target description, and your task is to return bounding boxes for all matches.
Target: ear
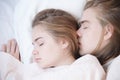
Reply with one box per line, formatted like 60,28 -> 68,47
104,24 -> 114,40
59,38 -> 69,49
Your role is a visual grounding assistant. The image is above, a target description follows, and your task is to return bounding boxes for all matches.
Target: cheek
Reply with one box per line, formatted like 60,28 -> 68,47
38,46 -> 57,58
80,30 -> 102,53
81,35 -> 95,49
42,46 -> 61,62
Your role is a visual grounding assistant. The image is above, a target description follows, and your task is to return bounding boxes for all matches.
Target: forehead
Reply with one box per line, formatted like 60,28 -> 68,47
32,25 -> 45,34
32,25 -> 49,40
80,8 -> 98,23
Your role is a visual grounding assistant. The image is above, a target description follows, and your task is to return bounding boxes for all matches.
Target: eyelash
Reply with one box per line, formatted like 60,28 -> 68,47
83,26 -> 88,29
39,43 -> 44,46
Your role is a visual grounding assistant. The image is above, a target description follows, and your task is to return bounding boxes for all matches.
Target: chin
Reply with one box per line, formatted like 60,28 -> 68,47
41,64 -> 52,69
79,51 -> 87,56
36,63 -> 46,69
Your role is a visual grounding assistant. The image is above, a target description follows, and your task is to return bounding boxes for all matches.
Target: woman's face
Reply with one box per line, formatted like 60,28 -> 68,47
77,8 -> 103,55
32,25 -> 66,68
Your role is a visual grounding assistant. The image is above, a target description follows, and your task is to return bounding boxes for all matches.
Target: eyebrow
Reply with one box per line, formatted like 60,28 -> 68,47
79,20 -> 89,25
34,37 -> 42,42
32,37 -> 42,45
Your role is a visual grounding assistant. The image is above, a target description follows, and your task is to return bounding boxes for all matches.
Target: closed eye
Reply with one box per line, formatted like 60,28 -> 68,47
39,43 -> 44,46
82,26 -> 88,29
79,20 -> 89,29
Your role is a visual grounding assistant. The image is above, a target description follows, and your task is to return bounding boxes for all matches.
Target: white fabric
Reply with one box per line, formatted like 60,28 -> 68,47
0,0 -> 19,47
106,55 -> 120,80
13,0 -> 86,63
0,52 -> 106,80
0,52 -> 23,80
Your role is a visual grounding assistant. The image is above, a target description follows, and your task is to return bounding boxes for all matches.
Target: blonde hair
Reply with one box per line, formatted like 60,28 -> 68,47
32,9 -> 80,59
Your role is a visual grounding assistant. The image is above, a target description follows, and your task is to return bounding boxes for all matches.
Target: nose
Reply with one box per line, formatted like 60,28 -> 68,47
77,29 -> 81,37
32,50 -> 39,55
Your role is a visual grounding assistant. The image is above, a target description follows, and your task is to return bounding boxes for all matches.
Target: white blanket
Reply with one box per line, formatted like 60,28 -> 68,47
0,52 -> 106,80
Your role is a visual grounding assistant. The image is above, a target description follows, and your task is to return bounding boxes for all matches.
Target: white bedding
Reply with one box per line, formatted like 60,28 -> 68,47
1,0 -> 120,80
0,0 -> 18,46
0,52 -> 106,80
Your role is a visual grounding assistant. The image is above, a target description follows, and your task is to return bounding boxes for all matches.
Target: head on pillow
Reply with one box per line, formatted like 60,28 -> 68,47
31,9 -> 79,68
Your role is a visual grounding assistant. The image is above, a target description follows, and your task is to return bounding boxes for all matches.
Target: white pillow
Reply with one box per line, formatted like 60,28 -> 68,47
0,0 -> 19,48
13,0 -> 86,63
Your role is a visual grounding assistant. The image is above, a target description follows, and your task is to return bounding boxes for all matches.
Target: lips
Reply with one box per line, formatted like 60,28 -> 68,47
34,58 -> 41,63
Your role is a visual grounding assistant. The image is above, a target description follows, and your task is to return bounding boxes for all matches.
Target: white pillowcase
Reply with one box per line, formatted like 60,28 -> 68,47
0,0 -> 19,48
0,0 -> 16,47
13,0 -> 86,63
